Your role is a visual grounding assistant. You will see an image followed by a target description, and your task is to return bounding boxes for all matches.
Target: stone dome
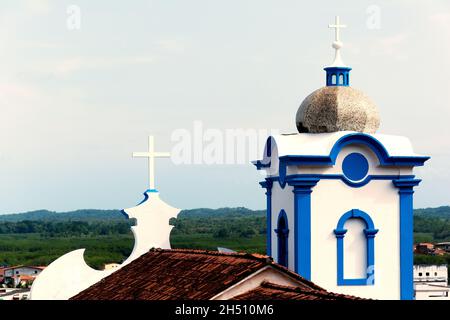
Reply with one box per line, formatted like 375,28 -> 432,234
295,86 -> 380,134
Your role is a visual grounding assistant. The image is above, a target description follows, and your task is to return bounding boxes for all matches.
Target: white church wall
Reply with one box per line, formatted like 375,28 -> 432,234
211,266 -> 303,300
271,182 -> 294,270
310,179 -> 400,300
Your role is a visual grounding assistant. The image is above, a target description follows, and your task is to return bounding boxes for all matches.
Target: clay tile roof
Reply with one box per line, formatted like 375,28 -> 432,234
19,275 -> 35,281
71,248 -> 327,300
231,281 -> 366,301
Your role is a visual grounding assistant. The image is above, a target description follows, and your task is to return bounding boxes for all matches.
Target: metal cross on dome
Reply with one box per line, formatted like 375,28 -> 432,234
328,15 -> 346,42
133,136 -> 171,192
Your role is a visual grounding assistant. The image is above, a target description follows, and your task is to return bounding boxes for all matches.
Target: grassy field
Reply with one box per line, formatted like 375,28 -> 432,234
171,233 -> 265,254
0,233 -> 134,269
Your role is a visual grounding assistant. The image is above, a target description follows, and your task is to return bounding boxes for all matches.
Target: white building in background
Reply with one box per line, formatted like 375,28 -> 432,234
103,263 -> 120,271
435,242 -> 450,253
3,266 -> 45,287
414,265 -> 449,300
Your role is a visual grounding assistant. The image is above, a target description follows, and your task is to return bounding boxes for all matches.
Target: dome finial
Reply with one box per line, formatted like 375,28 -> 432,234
328,16 -> 347,67
324,16 -> 351,87
295,16 -> 380,134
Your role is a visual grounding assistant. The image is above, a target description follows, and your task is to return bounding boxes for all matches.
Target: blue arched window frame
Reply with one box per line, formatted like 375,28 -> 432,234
275,210 -> 289,268
334,209 -> 378,286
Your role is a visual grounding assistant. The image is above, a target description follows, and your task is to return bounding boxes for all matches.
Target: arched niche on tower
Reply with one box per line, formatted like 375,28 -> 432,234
334,209 -> 378,286
275,210 -> 289,268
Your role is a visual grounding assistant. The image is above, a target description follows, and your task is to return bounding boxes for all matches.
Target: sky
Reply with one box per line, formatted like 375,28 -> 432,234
0,0 -> 449,213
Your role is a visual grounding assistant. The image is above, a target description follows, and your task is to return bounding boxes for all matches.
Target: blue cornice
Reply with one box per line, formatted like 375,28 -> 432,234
287,176 -> 320,190
392,178 -> 421,189
259,179 -> 273,194
254,134 -> 430,178
273,134 -> 430,186
266,173 -> 415,189
279,133 -> 429,167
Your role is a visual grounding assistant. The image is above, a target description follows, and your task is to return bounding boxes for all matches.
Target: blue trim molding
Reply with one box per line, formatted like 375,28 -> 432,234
136,190 -> 154,206
253,133 -> 430,177
275,133 -> 430,184
268,174 -> 416,189
275,210 -> 289,268
334,209 -> 378,286
393,178 -> 421,300
260,179 -> 273,257
288,177 -> 319,280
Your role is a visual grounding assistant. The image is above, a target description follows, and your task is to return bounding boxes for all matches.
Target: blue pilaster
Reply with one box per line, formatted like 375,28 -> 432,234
288,177 -> 319,280
393,178 -> 421,300
260,179 -> 273,257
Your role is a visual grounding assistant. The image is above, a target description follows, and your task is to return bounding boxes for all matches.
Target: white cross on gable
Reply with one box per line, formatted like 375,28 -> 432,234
328,16 -> 346,42
133,136 -> 170,191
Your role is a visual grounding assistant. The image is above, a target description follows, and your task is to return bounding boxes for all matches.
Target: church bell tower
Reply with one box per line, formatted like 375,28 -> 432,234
253,16 -> 430,300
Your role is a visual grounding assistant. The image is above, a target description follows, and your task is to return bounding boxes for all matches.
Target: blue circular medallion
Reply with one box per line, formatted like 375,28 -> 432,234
342,153 -> 369,181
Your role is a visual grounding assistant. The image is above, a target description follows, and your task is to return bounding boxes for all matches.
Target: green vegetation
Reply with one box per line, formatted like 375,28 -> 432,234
171,209 -> 266,253
414,214 -> 450,242
0,209 -> 125,223
0,206 -> 448,270
414,254 -> 450,266
414,206 -> 450,219
0,233 -> 134,269
0,220 -> 133,237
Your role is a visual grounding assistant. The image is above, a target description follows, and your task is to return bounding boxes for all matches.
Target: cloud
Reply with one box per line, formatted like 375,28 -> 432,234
155,39 -> 186,54
429,12 -> 450,28
344,42 -> 361,56
0,83 -> 39,101
371,33 -> 409,61
25,0 -> 52,15
52,56 -> 157,76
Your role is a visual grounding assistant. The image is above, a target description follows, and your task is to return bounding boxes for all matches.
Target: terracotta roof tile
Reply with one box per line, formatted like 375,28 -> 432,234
70,248 -> 359,300
231,281 -> 366,301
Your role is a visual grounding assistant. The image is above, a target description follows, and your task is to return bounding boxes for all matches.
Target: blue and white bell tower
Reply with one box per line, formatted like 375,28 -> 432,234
253,17 -> 430,300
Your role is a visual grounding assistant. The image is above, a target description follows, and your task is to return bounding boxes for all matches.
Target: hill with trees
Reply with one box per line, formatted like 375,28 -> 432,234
0,206 -> 448,270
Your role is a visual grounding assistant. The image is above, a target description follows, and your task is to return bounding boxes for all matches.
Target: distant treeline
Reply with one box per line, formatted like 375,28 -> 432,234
0,206 -> 449,269
0,220 -> 133,237
171,213 -> 266,239
0,209 -> 126,223
414,215 -> 450,242
0,206 -> 449,240
0,206 -> 448,242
